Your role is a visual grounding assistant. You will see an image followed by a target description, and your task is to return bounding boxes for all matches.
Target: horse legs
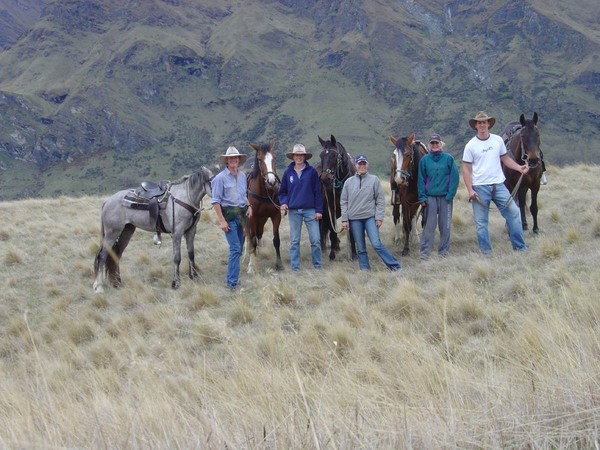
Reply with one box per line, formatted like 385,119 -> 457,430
109,224 -> 135,287
184,225 -> 200,282
93,224 -> 134,293
93,247 -> 108,293
272,214 -> 283,271
401,205 -> 412,256
530,185 -> 540,233
171,232 -> 183,289
517,188 -> 528,231
392,204 -> 402,246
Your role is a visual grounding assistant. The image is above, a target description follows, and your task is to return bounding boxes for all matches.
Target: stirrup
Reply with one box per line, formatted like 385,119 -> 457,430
153,233 -> 162,246
540,174 -> 547,185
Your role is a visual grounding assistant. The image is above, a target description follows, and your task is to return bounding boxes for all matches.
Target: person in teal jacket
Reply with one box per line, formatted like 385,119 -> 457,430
417,133 -> 459,259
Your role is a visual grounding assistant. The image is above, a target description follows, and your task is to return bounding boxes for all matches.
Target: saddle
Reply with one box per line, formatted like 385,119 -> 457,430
501,121 -> 522,147
122,179 -> 171,234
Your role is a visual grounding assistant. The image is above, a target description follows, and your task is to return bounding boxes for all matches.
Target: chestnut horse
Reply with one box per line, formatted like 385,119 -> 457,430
502,112 -> 543,233
245,140 -> 283,272
317,135 -> 356,261
389,133 -> 428,256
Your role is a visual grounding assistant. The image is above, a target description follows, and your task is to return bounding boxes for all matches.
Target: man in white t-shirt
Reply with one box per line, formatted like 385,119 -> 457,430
462,111 -> 529,254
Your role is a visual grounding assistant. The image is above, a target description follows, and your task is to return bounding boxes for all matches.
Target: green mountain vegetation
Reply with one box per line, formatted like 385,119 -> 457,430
0,0 -> 599,199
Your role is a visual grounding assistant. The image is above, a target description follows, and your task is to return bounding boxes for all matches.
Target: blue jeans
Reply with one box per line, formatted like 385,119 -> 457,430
471,183 -> 527,253
349,216 -> 400,271
288,208 -> 321,271
224,217 -> 245,288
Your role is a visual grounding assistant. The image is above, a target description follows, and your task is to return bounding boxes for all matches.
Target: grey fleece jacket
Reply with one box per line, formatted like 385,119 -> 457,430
340,173 -> 386,222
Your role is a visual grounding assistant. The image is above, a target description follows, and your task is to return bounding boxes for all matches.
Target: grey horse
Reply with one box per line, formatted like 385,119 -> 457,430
93,167 -> 213,293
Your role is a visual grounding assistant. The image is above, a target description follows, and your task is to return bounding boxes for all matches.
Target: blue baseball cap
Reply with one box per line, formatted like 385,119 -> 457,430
355,155 -> 368,163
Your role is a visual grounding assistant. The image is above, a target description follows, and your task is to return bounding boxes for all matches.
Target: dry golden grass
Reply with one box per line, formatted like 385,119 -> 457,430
0,165 -> 599,448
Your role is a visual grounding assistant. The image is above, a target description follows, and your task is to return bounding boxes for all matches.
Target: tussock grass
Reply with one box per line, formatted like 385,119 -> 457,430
0,168 -> 599,448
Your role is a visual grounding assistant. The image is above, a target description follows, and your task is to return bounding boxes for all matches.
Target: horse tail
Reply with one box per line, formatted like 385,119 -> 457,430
106,224 -> 136,286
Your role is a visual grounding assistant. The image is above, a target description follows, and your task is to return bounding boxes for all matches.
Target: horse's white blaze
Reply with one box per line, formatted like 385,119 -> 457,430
394,149 -> 403,184
264,152 -> 276,185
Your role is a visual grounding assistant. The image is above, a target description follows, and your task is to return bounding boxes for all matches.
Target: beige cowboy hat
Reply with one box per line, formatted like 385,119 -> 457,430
469,111 -> 496,130
219,146 -> 247,165
285,143 -> 313,160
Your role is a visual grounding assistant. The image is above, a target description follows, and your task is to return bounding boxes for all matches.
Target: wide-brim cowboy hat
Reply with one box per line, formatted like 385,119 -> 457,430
285,143 -> 312,160
469,111 -> 496,130
219,146 -> 247,165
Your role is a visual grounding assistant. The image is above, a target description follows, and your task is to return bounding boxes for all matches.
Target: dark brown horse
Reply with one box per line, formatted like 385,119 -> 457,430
502,112 -> 543,233
245,140 -> 283,272
317,135 -> 356,261
389,133 -> 428,256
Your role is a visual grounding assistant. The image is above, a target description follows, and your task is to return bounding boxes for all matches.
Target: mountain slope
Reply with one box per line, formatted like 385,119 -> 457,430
0,0 -> 598,199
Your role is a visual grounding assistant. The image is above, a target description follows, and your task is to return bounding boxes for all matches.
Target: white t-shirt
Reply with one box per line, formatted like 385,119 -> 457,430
462,133 -> 507,185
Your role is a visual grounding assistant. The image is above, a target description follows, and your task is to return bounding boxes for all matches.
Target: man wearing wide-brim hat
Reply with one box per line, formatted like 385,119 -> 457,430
211,145 -> 252,289
278,144 -> 323,271
462,111 -> 529,254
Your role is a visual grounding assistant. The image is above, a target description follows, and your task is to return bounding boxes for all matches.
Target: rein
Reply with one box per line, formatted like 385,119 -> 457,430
165,174 -> 211,234
321,148 -> 352,233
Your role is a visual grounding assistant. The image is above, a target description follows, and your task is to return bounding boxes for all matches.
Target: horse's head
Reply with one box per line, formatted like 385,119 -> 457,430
318,134 -> 354,188
249,139 -> 279,190
188,166 -> 213,206
389,133 -> 415,187
517,112 -> 541,169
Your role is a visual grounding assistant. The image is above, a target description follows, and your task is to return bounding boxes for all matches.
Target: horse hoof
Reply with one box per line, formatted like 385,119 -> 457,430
171,281 -> 180,289
329,253 -> 336,261
93,284 -> 104,294
401,250 -> 409,257
533,228 -> 539,234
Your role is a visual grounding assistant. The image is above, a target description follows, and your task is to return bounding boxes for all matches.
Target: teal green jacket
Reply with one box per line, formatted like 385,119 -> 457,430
417,151 -> 459,202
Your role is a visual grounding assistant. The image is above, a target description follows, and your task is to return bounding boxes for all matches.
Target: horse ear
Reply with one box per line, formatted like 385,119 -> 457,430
520,114 -> 526,126
533,112 -> 538,124
408,133 -> 415,145
389,135 -> 397,146
330,135 -> 336,146
318,135 -> 325,146
250,143 -> 261,152
268,138 -> 275,149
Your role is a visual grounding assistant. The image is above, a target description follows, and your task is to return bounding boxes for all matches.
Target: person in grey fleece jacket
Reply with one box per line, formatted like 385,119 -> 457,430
341,155 -> 401,271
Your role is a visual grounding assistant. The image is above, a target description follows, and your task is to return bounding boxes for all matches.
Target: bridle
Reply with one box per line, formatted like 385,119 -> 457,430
516,127 -> 541,170
396,144 -> 415,185
248,153 -> 281,208
321,146 -> 351,190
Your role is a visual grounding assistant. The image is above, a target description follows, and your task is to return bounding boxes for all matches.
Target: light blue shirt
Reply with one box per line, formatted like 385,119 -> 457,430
210,168 -> 247,207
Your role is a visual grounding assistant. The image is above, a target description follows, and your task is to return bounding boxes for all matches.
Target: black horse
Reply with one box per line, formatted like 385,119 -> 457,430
502,113 -> 543,233
317,135 -> 357,261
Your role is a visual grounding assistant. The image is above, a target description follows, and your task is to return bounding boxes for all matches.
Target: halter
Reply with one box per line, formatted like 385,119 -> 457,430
396,145 -> 415,183
517,132 -> 541,170
321,147 -> 351,190
247,154 -> 282,208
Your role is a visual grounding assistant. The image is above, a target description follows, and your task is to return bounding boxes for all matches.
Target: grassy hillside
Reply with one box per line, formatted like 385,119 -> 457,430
1,164 -> 599,447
